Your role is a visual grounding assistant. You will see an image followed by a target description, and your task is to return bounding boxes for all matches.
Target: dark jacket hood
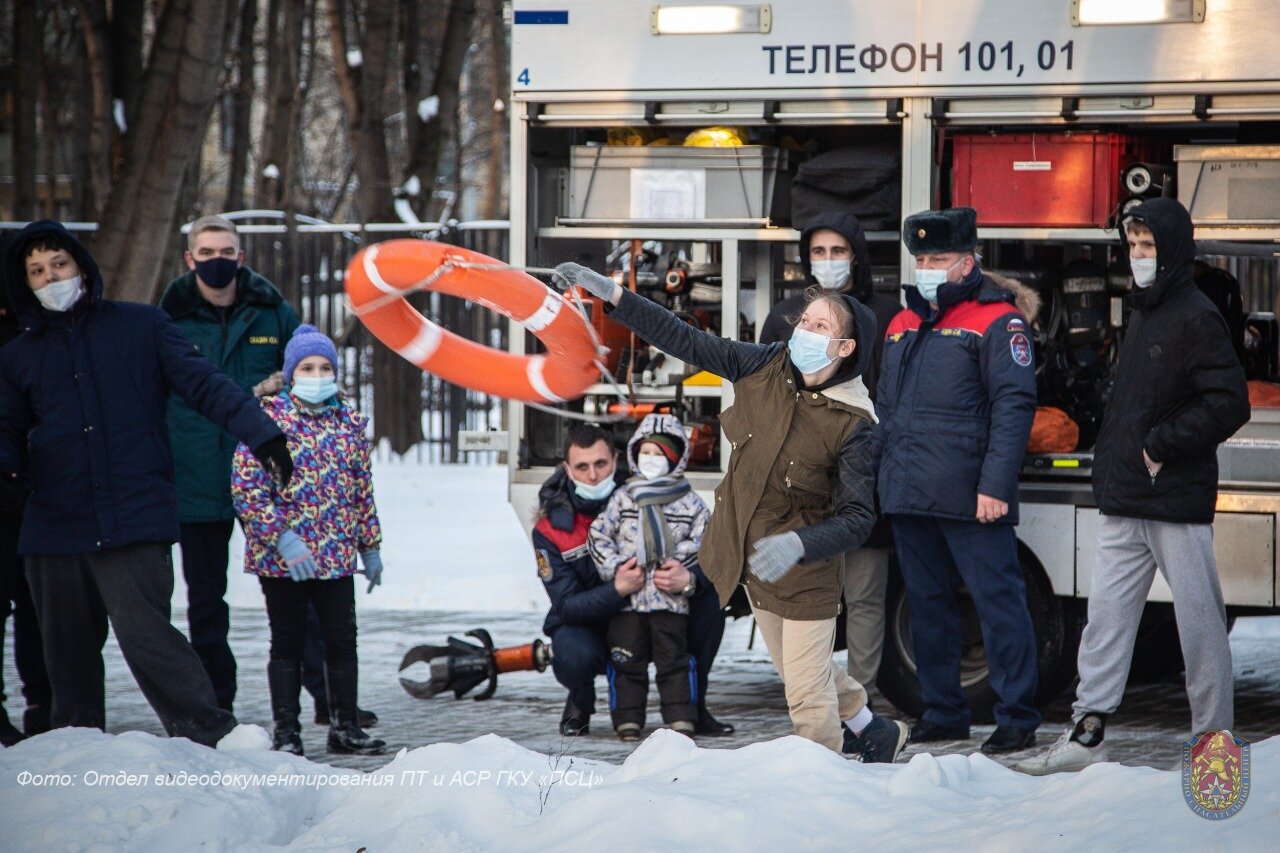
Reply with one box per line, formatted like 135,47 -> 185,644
800,211 -> 875,303
1124,197 -> 1196,312
3,220 -> 103,330
159,265 -> 286,318
797,292 -> 877,394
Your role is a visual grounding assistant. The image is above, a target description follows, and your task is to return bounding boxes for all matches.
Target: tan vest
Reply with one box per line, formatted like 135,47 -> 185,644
701,351 -> 874,620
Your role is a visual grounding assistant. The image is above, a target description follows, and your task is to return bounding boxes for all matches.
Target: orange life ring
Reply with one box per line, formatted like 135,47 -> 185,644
344,239 -> 600,403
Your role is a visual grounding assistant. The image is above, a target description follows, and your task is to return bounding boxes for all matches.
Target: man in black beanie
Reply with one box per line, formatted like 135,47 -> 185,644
872,206 -> 1042,755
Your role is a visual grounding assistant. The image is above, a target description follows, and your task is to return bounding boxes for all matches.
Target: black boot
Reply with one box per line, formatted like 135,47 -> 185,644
267,660 -> 304,755
325,661 -> 386,756
695,706 -> 735,737
560,696 -> 591,737
0,705 -> 24,747
313,697 -> 378,729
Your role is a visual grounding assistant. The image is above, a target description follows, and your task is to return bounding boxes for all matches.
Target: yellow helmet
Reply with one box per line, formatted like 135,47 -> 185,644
682,126 -> 749,147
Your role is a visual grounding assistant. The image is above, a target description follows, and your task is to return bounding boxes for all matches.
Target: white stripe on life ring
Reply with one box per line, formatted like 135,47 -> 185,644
395,321 -> 444,367
362,245 -> 406,296
523,291 -> 563,332
526,355 -> 563,403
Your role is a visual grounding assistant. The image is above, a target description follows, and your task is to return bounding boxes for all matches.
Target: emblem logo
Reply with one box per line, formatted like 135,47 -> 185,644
1182,730 -> 1250,820
535,549 -> 553,581
917,228 -> 926,238
1009,332 -> 1032,367
1007,317 -> 1026,332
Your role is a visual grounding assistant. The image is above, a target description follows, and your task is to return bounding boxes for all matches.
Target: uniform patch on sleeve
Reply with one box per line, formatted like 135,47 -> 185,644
535,549 -> 553,581
1010,332 -> 1033,367
1006,317 -> 1026,333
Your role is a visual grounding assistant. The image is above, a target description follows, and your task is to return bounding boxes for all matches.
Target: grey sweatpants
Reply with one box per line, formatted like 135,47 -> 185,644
842,547 -> 890,687
26,543 -> 236,746
1074,514 -> 1233,736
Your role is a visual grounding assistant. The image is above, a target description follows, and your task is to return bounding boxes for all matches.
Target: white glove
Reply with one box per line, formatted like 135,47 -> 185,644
747,532 -> 805,584
554,262 -> 619,303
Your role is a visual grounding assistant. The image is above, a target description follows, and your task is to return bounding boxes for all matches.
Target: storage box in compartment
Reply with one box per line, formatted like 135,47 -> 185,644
566,145 -> 794,226
1176,145 -> 1280,225
951,133 -> 1157,228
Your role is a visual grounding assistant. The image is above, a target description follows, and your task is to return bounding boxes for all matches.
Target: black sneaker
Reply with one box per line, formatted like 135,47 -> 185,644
980,725 -> 1037,755
854,715 -> 909,764
841,722 -> 859,757
908,719 -> 970,743
560,715 -> 590,737
694,709 -> 735,737
616,723 -> 641,743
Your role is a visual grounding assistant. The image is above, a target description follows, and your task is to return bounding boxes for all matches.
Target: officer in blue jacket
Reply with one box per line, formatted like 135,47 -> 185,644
873,207 -> 1041,755
0,220 -> 294,746
533,424 -> 732,737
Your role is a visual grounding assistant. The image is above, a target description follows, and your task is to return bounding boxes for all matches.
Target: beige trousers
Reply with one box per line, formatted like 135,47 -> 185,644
751,604 -> 868,753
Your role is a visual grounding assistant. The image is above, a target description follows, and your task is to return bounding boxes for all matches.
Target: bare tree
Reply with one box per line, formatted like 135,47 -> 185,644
91,0 -> 232,302
226,0 -> 259,211
11,0 -> 41,220
482,0 -> 508,220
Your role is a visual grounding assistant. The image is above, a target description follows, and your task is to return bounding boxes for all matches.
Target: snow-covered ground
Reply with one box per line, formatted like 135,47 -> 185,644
2,461 -> 1276,849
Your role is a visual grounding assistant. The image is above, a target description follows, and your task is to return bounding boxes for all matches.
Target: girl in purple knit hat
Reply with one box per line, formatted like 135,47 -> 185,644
231,324 -> 387,756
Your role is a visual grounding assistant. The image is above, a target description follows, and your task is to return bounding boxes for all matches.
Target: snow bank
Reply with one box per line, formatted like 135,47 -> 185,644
173,463 -> 546,615
2,729 -> 1275,850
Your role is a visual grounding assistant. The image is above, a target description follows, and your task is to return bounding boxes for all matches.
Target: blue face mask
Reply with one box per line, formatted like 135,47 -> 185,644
914,257 -> 965,303
572,475 -> 616,502
293,376 -> 338,404
788,326 -> 835,375
194,256 -> 239,289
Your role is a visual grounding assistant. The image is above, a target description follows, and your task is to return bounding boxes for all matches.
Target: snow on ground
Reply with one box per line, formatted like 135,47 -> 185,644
1,727 -> 1276,850
5,460 -> 1275,848
172,461 -> 546,614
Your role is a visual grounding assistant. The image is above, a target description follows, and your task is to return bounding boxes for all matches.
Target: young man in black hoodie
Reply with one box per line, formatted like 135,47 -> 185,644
760,211 -> 899,701
0,221 -> 293,747
1019,198 -> 1250,775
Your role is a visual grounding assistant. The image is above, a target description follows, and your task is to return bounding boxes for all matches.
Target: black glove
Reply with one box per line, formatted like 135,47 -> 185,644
252,435 -> 294,489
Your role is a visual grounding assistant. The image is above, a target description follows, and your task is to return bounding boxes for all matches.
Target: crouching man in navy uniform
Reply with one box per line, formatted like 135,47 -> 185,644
533,425 -> 732,737
873,207 -> 1042,755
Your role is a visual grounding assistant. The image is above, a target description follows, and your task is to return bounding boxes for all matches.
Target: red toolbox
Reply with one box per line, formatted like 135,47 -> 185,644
951,132 -> 1160,228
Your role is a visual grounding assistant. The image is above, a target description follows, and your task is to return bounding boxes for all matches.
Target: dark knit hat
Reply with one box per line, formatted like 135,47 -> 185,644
903,207 -> 979,255
641,434 -> 682,465
284,324 -> 338,382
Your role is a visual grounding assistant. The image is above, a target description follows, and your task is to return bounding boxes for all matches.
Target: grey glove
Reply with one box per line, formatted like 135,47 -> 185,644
747,531 -> 805,584
553,261 -> 618,303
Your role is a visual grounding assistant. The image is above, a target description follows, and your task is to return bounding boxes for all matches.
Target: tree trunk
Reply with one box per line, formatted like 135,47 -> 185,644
404,0 -> 474,217
91,0 -> 231,302
258,0 -> 305,210
226,0 -> 258,211
11,0 -> 41,220
110,0 -> 146,132
483,0 -> 507,220
71,0 -> 114,218
329,0 -> 424,454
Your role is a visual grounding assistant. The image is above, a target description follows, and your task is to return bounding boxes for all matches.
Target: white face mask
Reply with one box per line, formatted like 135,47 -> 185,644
1130,257 -> 1158,288
914,258 -> 964,303
636,454 -> 671,480
33,275 -> 84,313
811,259 -> 851,291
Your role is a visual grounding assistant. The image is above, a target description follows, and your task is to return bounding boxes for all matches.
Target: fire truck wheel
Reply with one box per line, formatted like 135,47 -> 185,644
875,543 -> 1078,724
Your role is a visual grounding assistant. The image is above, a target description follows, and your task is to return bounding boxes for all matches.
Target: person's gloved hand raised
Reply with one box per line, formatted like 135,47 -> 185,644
359,550 -> 383,594
252,435 -> 294,489
277,530 -> 318,581
747,531 -> 805,584
553,262 -> 620,305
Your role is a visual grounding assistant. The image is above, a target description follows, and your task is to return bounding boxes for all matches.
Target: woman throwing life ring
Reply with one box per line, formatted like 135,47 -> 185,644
554,262 -> 908,763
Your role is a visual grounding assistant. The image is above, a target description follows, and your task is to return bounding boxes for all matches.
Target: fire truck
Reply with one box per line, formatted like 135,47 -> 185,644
499,0 -> 1280,720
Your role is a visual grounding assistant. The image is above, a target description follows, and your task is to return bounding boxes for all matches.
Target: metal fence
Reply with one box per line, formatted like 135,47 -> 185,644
0,215 -> 512,464
202,213 -> 512,464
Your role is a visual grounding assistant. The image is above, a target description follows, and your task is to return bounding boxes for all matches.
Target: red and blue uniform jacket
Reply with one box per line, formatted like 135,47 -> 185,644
872,272 -> 1037,524
534,511 -> 629,637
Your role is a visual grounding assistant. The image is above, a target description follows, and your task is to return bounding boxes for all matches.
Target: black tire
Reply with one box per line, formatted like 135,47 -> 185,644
876,543 -> 1079,723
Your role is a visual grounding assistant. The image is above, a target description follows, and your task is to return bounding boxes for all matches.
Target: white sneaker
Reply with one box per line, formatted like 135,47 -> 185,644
1015,730 -> 1107,775
216,723 -> 271,751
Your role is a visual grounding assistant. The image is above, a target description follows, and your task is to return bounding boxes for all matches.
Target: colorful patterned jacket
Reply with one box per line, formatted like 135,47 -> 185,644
232,392 -> 382,579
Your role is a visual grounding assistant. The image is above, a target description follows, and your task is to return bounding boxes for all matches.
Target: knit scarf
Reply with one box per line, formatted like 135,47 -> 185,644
627,475 -> 691,568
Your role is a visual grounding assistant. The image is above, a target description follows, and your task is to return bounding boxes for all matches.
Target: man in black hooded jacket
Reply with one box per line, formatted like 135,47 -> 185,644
1019,197 -> 1250,775
760,211 -> 899,700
